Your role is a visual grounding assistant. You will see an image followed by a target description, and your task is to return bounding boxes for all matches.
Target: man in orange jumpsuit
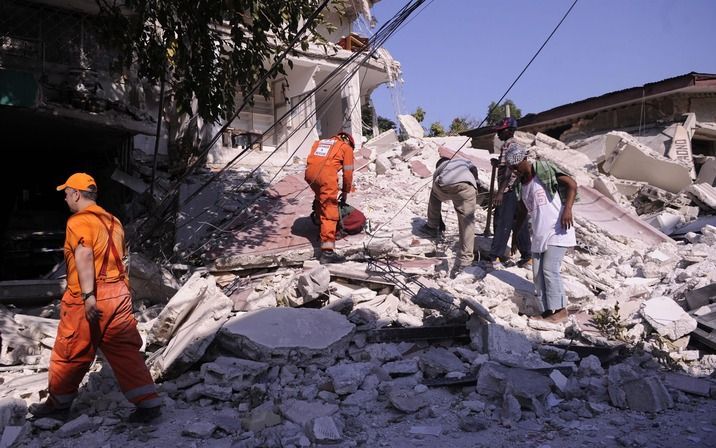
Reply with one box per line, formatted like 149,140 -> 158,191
29,173 -> 161,423
305,132 -> 355,264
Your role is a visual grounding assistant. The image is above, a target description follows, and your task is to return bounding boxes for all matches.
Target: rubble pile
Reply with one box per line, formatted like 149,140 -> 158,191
2,123 -> 716,446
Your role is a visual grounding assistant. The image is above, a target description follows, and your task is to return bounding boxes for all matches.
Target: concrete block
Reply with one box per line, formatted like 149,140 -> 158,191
57,414 -> 95,437
409,160 -> 432,178
326,362 -> 373,395
468,320 -> 533,358
307,416 -> 342,444
182,421 -> 217,438
128,252 -> 180,304
295,265 -> 330,306
418,348 -> 466,379
278,399 -> 338,426
218,308 -> 354,367
641,296 -> 697,340
662,372 -> 712,397
398,114 -> 424,139
666,124 -> 696,178
375,154 -> 393,174
696,157 -> 716,186
147,273 -> 233,380
687,183 -> 716,209
382,359 -> 419,376
603,131 -> 692,193
386,388 -> 427,413
0,425 -> 24,448
364,129 -> 399,155
621,377 -> 673,412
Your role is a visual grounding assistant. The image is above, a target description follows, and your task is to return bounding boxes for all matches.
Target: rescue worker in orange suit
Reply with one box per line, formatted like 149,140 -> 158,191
305,132 -> 355,264
29,173 -> 161,423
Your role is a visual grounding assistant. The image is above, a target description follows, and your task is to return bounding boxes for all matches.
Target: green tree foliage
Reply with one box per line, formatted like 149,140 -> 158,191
95,0 -> 339,123
447,116 -> 477,135
486,99 -> 522,126
412,106 -> 425,123
378,116 -> 397,133
428,121 -> 445,137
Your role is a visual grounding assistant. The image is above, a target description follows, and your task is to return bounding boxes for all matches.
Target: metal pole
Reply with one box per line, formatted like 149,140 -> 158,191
150,72 -> 166,198
483,164 -> 496,236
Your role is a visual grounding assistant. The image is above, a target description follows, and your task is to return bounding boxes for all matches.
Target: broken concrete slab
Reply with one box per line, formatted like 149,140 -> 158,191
398,114 -> 424,139
641,296 -> 697,340
409,160 -> 431,178
278,399 -> 339,426
200,356 -> 269,388
295,265 -> 330,306
306,415 -> 342,444
696,157 -> 716,186
386,387 -> 427,413
128,252 -> 180,304
468,319 -> 533,359
603,131 -> 692,193
146,273 -> 233,380
662,372 -> 712,397
57,414 -> 96,437
364,129 -> 399,155
418,348 -> 466,378
687,183 -> 716,210
0,279 -> 65,304
218,308 -> 354,367
327,362 -> 373,395
607,364 -> 673,412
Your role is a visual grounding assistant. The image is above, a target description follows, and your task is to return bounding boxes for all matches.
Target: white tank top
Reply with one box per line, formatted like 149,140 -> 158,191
521,177 -> 576,253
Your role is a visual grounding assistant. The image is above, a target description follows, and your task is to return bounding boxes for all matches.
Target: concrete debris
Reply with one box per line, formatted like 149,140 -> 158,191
128,252 -> 180,304
603,131 -> 693,193
295,265 -> 330,305
5,101 -> 716,447
641,296 -> 697,340
218,308 -> 354,367
147,272 -> 233,379
398,114 -> 425,139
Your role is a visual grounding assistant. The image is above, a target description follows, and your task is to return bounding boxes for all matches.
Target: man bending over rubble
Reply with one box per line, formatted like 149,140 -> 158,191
305,132 -> 355,264
29,173 -> 161,423
419,157 -> 479,278
506,145 -> 578,322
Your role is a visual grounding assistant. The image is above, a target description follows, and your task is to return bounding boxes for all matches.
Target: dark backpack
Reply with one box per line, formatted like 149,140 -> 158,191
338,203 -> 366,235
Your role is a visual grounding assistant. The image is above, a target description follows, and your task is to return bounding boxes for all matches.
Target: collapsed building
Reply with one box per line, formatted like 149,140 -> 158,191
2,3 -> 716,446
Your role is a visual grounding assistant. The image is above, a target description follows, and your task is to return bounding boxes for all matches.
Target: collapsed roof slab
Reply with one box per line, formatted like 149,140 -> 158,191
217,308 -> 355,367
603,132 -> 693,193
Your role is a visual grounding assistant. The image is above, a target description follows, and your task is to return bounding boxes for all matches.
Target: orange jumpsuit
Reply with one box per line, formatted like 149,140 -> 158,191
304,137 -> 354,251
48,205 -> 160,411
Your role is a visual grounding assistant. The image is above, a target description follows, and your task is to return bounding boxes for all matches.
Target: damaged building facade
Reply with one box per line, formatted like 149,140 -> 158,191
0,0 -> 399,284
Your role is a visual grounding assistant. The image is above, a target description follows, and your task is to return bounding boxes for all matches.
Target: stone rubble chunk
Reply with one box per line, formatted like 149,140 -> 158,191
182,421 -> 217,439
0,398 -> 26,433
32,418 -> 63,431
147,273 -> 233,380
0,425 -> 24,448
662,372 -> 712,397
468,319 -> 533,359
242,402 -> 282,432
201,356 -> 269,388
457,416 -> 488,433
375,154 -> 393,175
306,416 -> 342,444
398,115 -> 425,139
386,387 -> 427,413
501,392 -> 522,425
295,266 -> 330,306
418,348 -> 466,379
128,252 -> 180,304
550,370 -> 569,394
607,364 -> 673,412
278,399 -> 339,426
365,343 -> 402,363
577,355 -> 605,378
326,362 -> 373,395
409,425 -> 442,436
383,359 -> 419,377
641,296 -> 697,340
57,414 -> 95,438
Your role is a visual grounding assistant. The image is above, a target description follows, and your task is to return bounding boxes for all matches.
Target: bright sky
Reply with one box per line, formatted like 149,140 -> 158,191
366,0 -> 716,128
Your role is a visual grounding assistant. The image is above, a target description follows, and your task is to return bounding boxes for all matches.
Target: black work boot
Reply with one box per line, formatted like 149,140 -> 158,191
320,250 -> 345,264
128,406 -> 162,424
28,400 -> 71,421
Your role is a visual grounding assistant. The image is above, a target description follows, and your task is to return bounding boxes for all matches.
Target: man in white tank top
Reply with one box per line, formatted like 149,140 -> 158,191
505,144 -> 578,322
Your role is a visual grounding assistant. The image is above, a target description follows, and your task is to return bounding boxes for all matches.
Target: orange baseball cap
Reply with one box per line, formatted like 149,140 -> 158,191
56,173 -> 97,191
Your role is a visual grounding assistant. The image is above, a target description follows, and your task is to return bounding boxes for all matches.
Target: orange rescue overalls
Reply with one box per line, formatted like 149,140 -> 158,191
48,207 -> 160,411
304,136 -> 354,251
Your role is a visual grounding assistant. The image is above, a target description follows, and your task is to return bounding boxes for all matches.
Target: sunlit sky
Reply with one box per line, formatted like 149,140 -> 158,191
365,0 -> 716,128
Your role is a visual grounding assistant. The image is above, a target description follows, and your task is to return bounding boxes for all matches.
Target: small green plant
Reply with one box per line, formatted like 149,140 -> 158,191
591,303 -> 628,342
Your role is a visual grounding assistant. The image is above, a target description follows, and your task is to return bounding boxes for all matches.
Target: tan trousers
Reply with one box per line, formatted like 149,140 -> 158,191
427,182 -> 476,266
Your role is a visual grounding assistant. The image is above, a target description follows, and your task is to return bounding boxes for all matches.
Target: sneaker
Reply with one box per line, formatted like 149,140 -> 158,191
128,406 -> 162,424
28,400 -> 70,421
319,250 -> 346,264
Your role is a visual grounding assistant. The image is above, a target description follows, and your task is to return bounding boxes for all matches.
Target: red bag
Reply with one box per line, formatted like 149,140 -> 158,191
338,203 -> 366,235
